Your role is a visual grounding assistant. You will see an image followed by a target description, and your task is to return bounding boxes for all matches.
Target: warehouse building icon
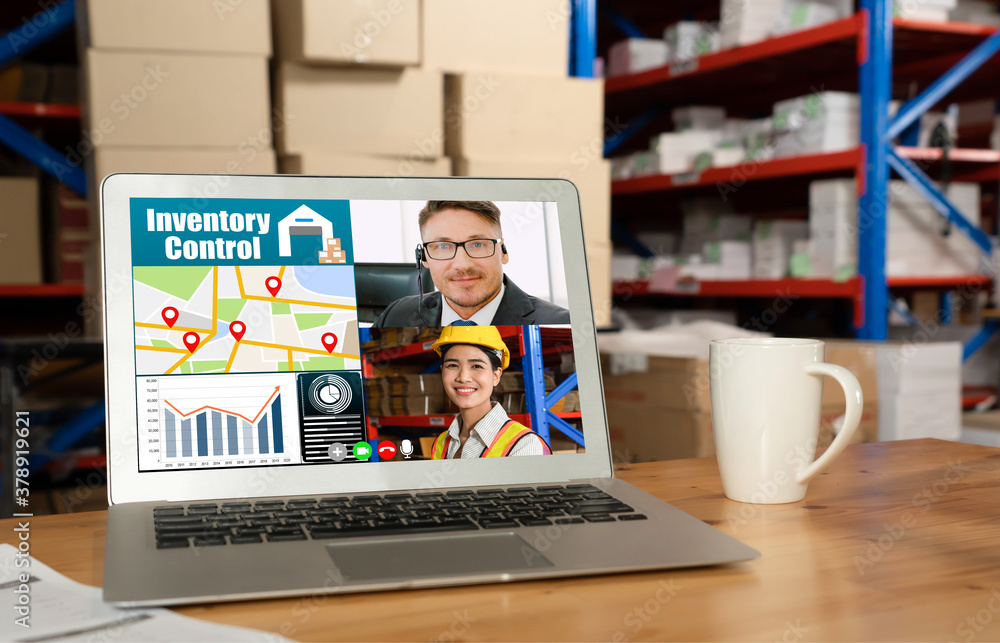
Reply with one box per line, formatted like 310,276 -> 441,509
277,205 -> 333,257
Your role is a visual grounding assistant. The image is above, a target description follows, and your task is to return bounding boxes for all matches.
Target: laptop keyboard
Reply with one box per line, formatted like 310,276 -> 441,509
152,484 -> 647,549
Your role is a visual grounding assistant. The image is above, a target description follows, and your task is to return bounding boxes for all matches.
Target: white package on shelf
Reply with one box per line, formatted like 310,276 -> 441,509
664,21 -> 720,61
672,106 -> 727,131
773,1 -> 844,35
773,91 -> 859,157
720,0 -> 785,49
753,220 -> 809,278
607,38 -> 670,77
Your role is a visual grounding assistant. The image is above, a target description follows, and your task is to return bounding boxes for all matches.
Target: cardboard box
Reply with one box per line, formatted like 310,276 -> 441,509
82,0 -> 271,56
85,50 -> 271,148
275,64 -> 443,157
423,0 -> 569,77
0,177 -> 42,285
93,147 -> 277,185
272,0 -> 419,66
444,72 -> 604,161
454,157 -> 610,246
601,352 -> 714,462
818,340 -> 881,447
282,153 -> 450,177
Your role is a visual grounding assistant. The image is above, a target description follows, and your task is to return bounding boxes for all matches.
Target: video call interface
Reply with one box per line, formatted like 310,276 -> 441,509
130,197 -> 586,472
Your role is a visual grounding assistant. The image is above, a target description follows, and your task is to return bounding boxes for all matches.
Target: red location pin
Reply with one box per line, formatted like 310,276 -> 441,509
321,333 -> 338,354
161,307 -> 178,328
182,332 -> 200,353
265,276 -> 282,297
229,321 -> 246,342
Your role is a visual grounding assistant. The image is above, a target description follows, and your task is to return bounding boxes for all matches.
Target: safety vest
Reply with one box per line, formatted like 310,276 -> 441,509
430,419 -> 552,459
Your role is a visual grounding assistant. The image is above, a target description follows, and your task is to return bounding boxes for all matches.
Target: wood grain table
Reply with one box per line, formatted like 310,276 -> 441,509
3,439 -> 999,641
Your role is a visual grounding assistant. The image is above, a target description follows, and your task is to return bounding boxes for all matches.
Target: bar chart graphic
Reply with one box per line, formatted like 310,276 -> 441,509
139,373 -> 302,470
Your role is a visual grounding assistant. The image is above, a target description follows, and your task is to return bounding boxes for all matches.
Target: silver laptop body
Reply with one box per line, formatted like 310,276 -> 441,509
100,174 -> 758,606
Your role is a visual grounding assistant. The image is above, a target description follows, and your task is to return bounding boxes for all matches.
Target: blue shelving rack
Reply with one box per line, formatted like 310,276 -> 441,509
0,0 -> 86,196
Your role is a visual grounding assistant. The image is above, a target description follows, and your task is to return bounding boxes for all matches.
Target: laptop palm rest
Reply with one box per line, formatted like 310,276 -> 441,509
326,533 -> 553,583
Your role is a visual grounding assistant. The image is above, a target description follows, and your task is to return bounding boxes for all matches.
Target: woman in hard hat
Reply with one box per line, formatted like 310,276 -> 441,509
429,326 -> 552,458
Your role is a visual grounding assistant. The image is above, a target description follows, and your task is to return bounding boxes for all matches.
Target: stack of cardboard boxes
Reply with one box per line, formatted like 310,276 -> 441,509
81,0 -> 276,187
272,0 -> 449,178
432,0 -> 613,326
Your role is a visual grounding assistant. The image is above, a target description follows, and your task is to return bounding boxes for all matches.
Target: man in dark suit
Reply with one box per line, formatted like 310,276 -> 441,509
372,201 -> 570,328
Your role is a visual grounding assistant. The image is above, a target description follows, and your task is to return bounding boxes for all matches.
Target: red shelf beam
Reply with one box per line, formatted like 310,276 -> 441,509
606,14 -> 864,94
613,278 -> 863,299
611,149 -> 863,196
0,102 -> 81,119
0,284 -> 84,297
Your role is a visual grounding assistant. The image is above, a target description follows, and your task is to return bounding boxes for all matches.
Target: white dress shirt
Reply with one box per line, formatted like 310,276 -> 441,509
439,282 -> 506,326
442,401 -> 546,458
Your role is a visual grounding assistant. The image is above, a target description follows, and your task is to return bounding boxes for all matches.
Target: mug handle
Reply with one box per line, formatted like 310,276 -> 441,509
796,363 -> 864,484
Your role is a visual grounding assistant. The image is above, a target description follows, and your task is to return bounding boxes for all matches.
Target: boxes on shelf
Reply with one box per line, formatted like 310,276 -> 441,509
672,106 -> 727,132
453,158 -> 611,246
950,0 -> 1000,25
774,0 -> 853,36
703,240 -> 752,280
0,177 -> 42,285
895,0 -> 956,21
272,0 -> 420,66
752,220 -> 809,279
773,91 -> 859,158
719,0 -> 784,49
607,38 -> 669,77
281,153 -> 451,177
808,178 -> 984,278
444,73 -> 603,161
85,50 -> 271,148
422,0 -> 569,77
82,0 -> 271,55
876,341 -> 962,441
664,21 -> 720,61
55,186 -> 90,284
647,130 -> 722,174
275,64 -> 443,157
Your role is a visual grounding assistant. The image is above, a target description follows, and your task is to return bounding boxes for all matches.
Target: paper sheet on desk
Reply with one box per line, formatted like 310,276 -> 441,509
0,545 -> 287,642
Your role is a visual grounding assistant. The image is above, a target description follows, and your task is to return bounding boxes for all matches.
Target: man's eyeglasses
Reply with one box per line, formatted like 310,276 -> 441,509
422,239 -> 501,260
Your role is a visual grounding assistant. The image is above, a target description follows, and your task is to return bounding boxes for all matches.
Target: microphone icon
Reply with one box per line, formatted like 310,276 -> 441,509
400,439 -> 414,459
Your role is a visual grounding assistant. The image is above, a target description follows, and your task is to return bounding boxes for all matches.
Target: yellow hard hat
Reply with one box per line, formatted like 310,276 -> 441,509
432,325 -> 510,370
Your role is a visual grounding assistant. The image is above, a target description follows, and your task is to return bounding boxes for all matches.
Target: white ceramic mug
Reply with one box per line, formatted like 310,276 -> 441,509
709,338 -> 864,504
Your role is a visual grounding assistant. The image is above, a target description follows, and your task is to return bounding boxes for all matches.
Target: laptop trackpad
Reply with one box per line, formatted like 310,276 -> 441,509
326,533 -> 553,583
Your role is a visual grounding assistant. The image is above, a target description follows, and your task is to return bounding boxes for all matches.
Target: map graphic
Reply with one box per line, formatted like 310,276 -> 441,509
133,265 -> 360,376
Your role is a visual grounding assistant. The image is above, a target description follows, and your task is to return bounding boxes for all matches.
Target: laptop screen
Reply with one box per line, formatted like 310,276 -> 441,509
130,198 -> 585,473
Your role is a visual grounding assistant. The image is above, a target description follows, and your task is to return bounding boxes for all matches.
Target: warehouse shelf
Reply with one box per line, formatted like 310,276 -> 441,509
612,145 -> 1000,197
0,284 -> 83,297
606,15 -> 999,117
602,2 -> 1000,343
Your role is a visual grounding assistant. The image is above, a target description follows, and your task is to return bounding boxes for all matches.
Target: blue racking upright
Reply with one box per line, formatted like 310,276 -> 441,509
593,0 -> 1000,347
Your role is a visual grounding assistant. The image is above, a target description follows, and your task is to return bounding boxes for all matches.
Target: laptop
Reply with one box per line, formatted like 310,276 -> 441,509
100,174 -> 758,606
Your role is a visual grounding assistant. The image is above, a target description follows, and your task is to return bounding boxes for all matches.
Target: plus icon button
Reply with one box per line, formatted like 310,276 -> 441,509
328,442 -> 348,462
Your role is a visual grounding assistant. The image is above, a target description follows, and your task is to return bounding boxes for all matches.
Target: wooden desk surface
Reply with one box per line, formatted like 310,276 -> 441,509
4,439 -> 1000,642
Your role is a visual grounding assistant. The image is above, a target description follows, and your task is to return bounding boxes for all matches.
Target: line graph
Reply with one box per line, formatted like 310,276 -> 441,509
140,373 -> 302,469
